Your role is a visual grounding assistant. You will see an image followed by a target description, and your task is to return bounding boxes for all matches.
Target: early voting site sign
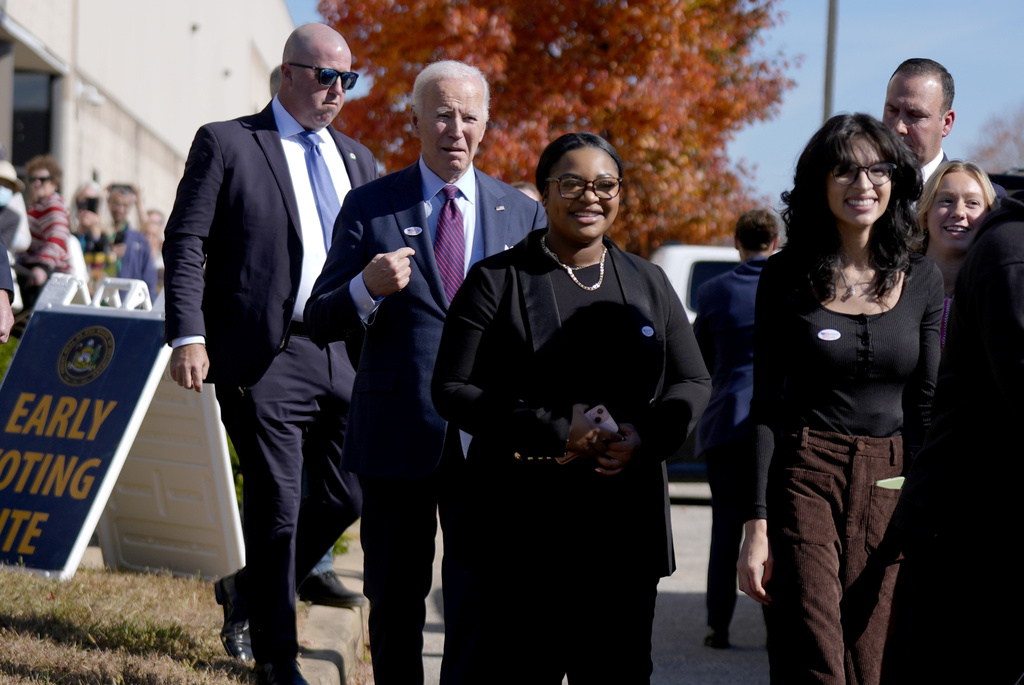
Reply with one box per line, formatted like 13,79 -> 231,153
0,276 -> 169,578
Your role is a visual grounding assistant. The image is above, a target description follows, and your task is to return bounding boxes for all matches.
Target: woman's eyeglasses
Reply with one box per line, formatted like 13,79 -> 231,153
832,162 -> 896,186
546,176 -> 623,200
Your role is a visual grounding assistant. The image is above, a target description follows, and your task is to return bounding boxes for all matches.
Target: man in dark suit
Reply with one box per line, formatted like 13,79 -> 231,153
304,60 -> 545,685
162,23 -> 377,685
692,208 -> 779,650
882,58 -> 954,184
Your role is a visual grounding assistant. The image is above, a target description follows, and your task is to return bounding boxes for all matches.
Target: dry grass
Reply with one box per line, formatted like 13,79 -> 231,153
0,565 -> 261,684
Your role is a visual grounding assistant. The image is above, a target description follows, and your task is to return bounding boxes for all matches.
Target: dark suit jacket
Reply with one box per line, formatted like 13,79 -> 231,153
304,163 -> 545,479
163,103 -> 377,387
692,256 -> 767,456
430,230 -> 712,576
0,237 -> 12,294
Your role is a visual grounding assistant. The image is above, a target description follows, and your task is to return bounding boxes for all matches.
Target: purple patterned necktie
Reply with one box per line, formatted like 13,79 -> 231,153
435,184 -> 465,303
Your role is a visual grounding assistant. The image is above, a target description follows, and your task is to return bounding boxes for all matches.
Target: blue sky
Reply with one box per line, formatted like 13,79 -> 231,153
285,0 -> 1024,206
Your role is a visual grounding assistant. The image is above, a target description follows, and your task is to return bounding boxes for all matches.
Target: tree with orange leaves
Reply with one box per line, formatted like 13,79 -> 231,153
322,0 -> 792,255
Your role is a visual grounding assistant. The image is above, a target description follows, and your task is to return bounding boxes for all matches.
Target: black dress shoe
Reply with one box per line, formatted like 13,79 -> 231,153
297,569 -> 367,608
703,628 -> 731,649
213,572 -> 253,662
259,659 -> 309,685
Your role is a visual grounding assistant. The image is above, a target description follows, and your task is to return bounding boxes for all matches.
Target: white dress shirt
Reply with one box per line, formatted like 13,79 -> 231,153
172,97 -> 353,349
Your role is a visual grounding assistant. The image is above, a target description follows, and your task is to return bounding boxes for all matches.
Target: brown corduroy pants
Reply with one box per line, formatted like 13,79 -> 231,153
765,428 -> 904,685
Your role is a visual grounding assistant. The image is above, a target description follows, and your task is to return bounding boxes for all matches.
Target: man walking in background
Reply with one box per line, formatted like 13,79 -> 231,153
693,208 -> 779,650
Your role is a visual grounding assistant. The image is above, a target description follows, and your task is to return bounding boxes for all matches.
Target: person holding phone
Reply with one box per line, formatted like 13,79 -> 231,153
72,182 -> 114,293
431,132 -> 711,683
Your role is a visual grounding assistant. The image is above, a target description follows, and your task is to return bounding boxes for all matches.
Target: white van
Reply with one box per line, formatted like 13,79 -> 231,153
649,244 -> 741,480
649,244 -> 741,322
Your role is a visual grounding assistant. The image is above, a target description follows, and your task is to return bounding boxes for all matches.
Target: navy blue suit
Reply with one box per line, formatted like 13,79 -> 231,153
163,103 -> 378,664
692,256 -> 766,636
305,162 -> 544,684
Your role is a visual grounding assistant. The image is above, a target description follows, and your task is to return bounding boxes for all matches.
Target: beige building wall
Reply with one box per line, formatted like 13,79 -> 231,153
2,0 -> 294,215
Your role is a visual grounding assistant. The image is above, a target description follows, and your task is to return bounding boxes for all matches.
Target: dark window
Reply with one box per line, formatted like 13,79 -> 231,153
12,71 -> 54,168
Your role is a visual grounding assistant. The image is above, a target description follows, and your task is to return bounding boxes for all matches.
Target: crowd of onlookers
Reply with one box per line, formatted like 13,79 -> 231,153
0,147 -> 164,325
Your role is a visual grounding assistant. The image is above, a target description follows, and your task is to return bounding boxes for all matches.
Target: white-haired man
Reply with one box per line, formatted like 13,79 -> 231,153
305,60 -> 545,684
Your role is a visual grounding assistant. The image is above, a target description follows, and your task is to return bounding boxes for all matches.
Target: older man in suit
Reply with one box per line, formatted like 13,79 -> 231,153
305,60 -> 545,685
163,23 -> 377,685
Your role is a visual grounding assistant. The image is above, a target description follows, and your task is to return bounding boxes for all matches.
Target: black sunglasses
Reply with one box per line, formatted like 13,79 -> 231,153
286,63 -> 359,91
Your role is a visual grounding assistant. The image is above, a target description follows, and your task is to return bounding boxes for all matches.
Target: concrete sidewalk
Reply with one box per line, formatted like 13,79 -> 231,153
83,482 -> 767,684
291,482 -> 770,685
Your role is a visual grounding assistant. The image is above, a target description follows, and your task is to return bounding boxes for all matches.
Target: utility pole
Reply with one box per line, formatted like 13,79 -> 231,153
823,0 -> 838,123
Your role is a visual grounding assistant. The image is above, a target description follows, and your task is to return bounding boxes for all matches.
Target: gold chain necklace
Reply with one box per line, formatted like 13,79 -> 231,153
542,235 -> 607,291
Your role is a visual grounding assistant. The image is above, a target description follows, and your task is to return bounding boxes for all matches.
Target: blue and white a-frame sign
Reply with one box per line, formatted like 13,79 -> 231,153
0,276 -> 243,580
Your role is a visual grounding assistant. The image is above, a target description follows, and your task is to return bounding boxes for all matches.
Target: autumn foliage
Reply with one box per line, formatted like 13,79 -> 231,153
321,0 -> 792,255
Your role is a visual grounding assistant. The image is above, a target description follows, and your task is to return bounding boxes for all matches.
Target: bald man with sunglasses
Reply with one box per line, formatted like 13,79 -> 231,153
163,23 -> 377,685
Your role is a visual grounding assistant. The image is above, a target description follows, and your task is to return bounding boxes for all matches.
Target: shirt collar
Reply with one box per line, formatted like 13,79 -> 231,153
271,95 -> 331,144
921,149 -> 945,183
418,157 -> 476,206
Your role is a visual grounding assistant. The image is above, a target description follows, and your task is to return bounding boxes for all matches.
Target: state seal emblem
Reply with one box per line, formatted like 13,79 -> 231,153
58,326 -> 115,386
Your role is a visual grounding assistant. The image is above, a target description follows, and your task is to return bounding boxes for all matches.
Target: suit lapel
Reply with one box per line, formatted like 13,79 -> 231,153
388,166 -> 449,309
607,245 -> 664,398
477,171 -> 510,258
251,106 -> 302,237
328,128 -> 366,187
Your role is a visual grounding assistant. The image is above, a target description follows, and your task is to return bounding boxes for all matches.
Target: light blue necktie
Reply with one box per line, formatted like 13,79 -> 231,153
298,130 -> 341,249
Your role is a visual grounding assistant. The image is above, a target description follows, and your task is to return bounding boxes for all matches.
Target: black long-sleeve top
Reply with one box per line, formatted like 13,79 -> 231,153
749,249 -> 943,520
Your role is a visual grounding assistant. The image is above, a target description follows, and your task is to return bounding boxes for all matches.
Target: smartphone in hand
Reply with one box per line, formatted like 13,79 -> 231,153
585,404 -> 619,434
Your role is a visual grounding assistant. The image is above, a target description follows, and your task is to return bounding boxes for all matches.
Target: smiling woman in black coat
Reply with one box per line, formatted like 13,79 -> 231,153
431,132 -> 711,684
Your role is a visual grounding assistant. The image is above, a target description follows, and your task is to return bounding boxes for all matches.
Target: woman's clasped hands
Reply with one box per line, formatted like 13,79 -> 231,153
565,403 -> 641,476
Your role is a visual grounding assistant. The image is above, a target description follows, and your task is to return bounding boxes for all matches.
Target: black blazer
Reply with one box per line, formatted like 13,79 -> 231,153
163,103 -> 378,387
431,230 -> 712,576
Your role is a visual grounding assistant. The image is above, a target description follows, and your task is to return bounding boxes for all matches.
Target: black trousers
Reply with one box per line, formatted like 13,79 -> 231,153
216,333 -> 362,663
704,439 -> 752,634
358,433 -> 474,685
473,566 -> 659,685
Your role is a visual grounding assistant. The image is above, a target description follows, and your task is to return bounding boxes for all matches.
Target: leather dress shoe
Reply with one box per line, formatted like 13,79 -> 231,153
297,569 -> 367,608
213,572 -> 253,662
703,628 -> 730,649
259,659 -> 309,685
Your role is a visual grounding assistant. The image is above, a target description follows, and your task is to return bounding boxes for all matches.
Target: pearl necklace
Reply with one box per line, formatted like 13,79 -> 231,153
541,235 -> 607,291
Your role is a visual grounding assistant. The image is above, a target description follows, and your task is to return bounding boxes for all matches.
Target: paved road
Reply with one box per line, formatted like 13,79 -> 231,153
413,482 -> 769,684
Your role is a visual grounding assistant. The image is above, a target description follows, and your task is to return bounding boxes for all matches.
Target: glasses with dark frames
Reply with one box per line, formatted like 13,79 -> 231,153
832,162 -> 896,186
286,63 -> 359,91
545,176 -> 623,200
